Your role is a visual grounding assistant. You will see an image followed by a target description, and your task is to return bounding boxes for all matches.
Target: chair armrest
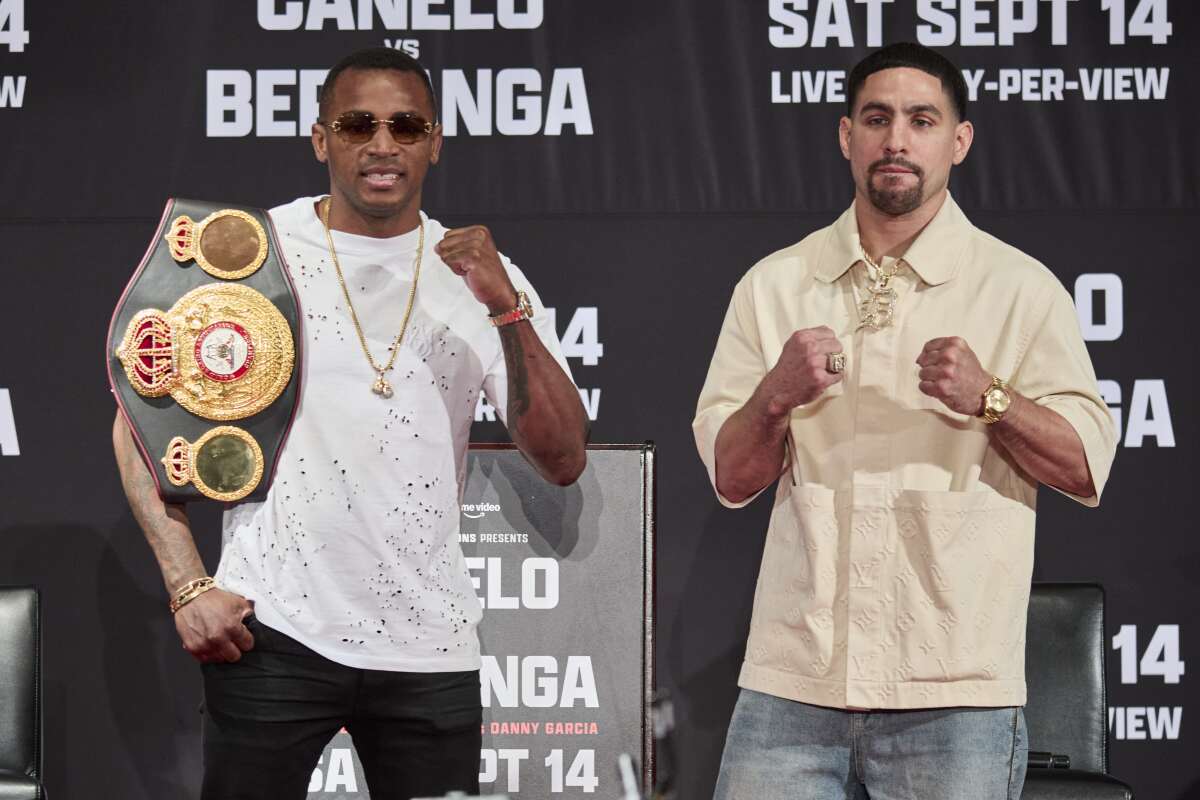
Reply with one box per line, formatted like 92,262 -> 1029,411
1022,769 -> 1133,800
0,768 -> 45,800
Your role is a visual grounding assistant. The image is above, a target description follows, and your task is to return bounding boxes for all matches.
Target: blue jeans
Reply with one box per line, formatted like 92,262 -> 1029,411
714,689 -> 1028,800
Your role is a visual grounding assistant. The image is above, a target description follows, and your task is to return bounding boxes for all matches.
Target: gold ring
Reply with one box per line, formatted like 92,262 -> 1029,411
826,352 -> 846,374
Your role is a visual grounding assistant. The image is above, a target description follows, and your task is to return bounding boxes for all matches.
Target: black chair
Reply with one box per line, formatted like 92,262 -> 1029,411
0,586 -> 43,800
1022,583 -> 1133,799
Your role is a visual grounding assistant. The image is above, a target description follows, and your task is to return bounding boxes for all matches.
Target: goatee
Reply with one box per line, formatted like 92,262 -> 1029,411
867,158 -> 924,216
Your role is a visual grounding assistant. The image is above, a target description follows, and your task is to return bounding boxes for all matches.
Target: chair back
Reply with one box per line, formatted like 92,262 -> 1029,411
1024,582 -> 1108,773
0,586 -> 41,780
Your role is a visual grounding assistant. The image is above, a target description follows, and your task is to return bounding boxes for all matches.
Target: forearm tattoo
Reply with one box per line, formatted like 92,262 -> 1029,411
115,420 -> 199,590
499,325 -> 532,425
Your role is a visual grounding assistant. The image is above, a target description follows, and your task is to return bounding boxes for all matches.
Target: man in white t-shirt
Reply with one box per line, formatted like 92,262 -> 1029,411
112,47 -> 588,799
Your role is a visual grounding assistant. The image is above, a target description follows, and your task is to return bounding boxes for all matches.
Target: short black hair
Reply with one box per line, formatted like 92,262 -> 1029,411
847,42 -> 968,121
319,47 -> 438,122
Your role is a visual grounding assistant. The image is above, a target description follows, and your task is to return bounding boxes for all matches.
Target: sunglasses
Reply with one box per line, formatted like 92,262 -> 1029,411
323,111 -> 435,145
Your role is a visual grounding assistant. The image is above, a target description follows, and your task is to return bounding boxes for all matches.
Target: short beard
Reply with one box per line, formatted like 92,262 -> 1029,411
866,158 -> 924,216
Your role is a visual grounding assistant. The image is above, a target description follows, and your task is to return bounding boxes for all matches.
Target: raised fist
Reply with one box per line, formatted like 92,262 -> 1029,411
434,225 -> 519,314
916,336 -> 992,415
761,326 -> 846,414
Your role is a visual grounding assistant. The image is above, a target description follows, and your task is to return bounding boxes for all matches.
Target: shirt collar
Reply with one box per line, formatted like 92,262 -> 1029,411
815,193 -> 971,287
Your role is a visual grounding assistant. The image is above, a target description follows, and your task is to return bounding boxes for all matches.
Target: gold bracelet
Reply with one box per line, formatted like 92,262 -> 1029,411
169,577 -> 216,614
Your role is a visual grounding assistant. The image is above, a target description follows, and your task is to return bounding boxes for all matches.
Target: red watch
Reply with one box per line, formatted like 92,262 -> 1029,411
488,291 -> 534,327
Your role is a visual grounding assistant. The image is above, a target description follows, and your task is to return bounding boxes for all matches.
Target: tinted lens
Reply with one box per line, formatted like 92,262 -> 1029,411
388,113 -> 431,144
334,111 -> 377,142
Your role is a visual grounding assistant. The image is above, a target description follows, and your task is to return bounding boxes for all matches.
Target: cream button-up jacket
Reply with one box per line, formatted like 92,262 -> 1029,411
693,195 -> 1117,710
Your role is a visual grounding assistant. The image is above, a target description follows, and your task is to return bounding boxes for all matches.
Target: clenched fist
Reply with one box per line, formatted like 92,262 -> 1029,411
761,326 -> 845,414
175,587 -> 255,664
434,225 -> 519,314
916,336 -> 992,415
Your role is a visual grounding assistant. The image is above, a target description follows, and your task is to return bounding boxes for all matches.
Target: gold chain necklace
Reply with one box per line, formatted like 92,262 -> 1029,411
319,197 -> 423,399
856,245 -> 903,331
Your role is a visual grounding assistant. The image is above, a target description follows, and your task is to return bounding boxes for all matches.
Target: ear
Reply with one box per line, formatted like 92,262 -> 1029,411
312,122 -> 328,164
429,124 -> 444,166
951,119 -> 974,165
838,116 -> 852,161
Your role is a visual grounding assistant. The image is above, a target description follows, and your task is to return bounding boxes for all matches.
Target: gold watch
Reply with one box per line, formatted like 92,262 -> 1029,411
979,376 -> 1012,424
489,291 -> 534,327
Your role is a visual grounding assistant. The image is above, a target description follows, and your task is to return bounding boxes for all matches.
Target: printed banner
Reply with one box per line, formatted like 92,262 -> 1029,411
303,445 -> 653,799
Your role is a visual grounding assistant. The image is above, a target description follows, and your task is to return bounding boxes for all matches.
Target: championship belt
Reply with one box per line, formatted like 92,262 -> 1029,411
106,199 -> 302,503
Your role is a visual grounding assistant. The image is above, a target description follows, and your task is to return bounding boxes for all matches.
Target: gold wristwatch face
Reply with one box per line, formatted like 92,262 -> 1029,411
986,386 -> 1011,415
517,291 -> 534,320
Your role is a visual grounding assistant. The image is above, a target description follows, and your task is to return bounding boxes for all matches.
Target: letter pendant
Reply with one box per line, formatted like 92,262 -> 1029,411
857,273 -> 899,331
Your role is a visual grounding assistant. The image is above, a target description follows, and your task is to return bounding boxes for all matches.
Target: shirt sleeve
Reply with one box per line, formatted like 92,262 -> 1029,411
692,275 -> 778,508
1012,281 -> 1118,507
481,256 -> 575,427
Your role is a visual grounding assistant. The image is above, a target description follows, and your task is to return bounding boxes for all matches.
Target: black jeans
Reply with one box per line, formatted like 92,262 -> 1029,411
200,615 -> 482,800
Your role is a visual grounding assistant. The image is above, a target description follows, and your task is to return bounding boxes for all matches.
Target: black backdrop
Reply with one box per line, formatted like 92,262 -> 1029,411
1,1 -> 1197,798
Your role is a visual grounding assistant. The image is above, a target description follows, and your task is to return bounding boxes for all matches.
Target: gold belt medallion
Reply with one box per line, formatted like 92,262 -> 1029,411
165,209 -> 268,280
162,426 -> 264,501
116,283 -> 295,421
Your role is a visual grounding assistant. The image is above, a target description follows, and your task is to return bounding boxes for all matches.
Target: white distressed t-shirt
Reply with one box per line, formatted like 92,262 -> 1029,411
216,196 -> 572,672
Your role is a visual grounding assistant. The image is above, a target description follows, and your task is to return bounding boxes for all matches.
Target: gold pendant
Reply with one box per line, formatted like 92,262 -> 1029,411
857,280 -> 898,331
371,376 -> 394,399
